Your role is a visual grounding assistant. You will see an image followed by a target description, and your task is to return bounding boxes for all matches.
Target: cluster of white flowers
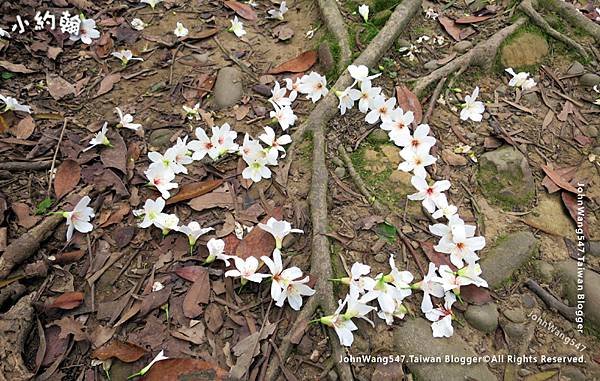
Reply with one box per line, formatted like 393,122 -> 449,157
311,64 -> 491,345
505,68 -> 536,91
83,107 -> 141,152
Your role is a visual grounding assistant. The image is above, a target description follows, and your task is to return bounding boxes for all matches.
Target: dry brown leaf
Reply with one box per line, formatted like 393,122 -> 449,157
541,164 -> 578,194
96,74 -> 121,97
0,60 -> 36,73
439,16 -> 462,41
395,85 -> 423,124
13,116 -> 35,139
188,185 -> 234,211
11,202 -> 40,228
268,50 -> 318,74
166,179 -> 224,205
144,359 -> 228,381
54,159 -> 81,199
183,268 -> 210,318
224,0 -> 258,21
46,73 -> 76,100
48,291 -> 84,310
101,130 -> 127,173
100,203 -> 131,228
236,208 -> 282,259
92,340 -> 146,362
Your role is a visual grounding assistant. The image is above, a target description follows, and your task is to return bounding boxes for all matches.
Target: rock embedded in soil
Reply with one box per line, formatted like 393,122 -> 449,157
464,302 -> 499,333
424,60 -> 440,71
500,32 -> 549,68
213,67 -> 243,109
503,307 -> 526,323
394,318 -> 497,381
533,260 -> 555,283
579,73 -> 600,87
478,145 -> 535,210
149,128 -> 175,149
480,231 -> 537,289
333,166 -> 346,178
367,129 -> 390,144
554,260 -> 600,330
566,62 -> 585,76
452,40 -> 473,53
441,149 -> 467,166
318,42 -> 335,74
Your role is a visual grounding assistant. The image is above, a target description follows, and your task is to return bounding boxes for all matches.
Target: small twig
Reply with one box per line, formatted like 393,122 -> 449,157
0,160 -> 54,171
524,279 -> 576,321
422,77 -> 446,124
168,44 -> 183,86
47,118 -> 68,198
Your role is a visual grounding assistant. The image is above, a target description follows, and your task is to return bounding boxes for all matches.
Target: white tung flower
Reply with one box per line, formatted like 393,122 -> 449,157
0,94 -> 31,113
131,18 -> 145,31
258,217 -> 304,249
229,16 -> 246,38
111,49 -> 143,66
297,72 -> 328,103
365,95 -> 396,124
140,0 -> 163,9
347,64 -> 380,84
62,196 -> 95,241
144,165 -> 178,199
336,86 -> 361,115
0,28 -> 11,39
115,107 -> 142,130
269,81 -> 291,107
183,103 -> 201,120
407,176 -> 451,214
83,122 -> 111,152
174,22 -> 189,38
259,126 -> 291,157
356,80 -> 382,113
133,197 -> 166,229
381,108 -> 413,146
358,4 -> 369,22
414,262 -> 445,313
268,1 -> 288,20
225,256 -> 270,284
70,17 -> 100,45
505,68 -> 536,91
177,221 -> 214,246
460,86 -> 485,122
270,101 -> 297,131
397,145 -> 437,178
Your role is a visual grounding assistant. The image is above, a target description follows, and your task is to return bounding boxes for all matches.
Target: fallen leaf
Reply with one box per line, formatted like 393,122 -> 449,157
12,116 -> 35,139
48,250 -> 85,265
175,266 -> 207,283
236,208 -> 282,259
421,241 -> 455,269
273,24 -> 294,41
461,284 -> 493,305
92,340 -> 146,362
268,50 -> 318,74
46,73 -> 76,100
11,202 -> 40,228
561,191 -> 589,238
188,185 -> 234,212
96,74 -> 121,97
541,164 -> 578,193
455,15 -> 493,24
0,60 -> 36,73
94,32 -> 114,58
166,179 -> 224,205
100,203 -> 131,228
395,85 -> 423,124
48,291 -> 84,310
230,322 -> 276,380
224,0 -> 258,21
204,304 -> 223,333
139,285 -> 172,316
113,226 -> 135,249
54,159 -> 81,199
101,130 -> 127,173
172,322 -> 206,345
438,16 -> 462,41
143,358 -> 228,381
183,267 -> 210,318
557,101 -> 574,122
47,47 -> 63,60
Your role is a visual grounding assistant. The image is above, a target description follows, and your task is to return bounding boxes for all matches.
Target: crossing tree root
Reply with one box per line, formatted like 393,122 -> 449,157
412,18 -> 526,98
519,0 -> 589,60
544,0 -> 600,43
0,293 -> 35,381
265,1 -> 422,380
318,0 -> 352,73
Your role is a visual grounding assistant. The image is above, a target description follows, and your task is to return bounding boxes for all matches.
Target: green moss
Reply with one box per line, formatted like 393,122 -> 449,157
298,130 -> 314,163
477,154 -> 534,211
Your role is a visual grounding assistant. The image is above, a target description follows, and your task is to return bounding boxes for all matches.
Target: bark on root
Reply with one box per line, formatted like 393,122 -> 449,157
318,0 -> 352,73
266,1 -> 422,380
0,293 -> 35,381
0,214 -> 63,279
412,18 -> 526,98
519,0 -> 589,59
544,0 -> 600,42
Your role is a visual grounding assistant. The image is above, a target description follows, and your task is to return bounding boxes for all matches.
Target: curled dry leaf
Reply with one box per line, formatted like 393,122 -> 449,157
54,159 -> 81,199
0,60 -> 36,73
541,164 -> 578,194
395,85 -> 423,124
561,191 -> 589,239
11,202 -> 40,229
224,0 -> 258,21
438,16 -> 462,41
143,358 -> 228,381
48,291 -> 84,310
48,250 -> 85,265
96,73 -> 121,97
13,116 -> 35,139
268,50 -> 318,74
166,179 -> 224,205
92,340 -> 147,363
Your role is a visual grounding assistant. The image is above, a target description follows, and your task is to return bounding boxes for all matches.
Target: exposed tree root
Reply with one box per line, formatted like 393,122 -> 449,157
0,214 -> 63,279
266,1 -> 422,380
544,0 -> 600,42
0,293 -> 34,381
412,18 -> 526,98
0,160 -> 54,171
519,0 -> 589,60
318,0 -> 352,73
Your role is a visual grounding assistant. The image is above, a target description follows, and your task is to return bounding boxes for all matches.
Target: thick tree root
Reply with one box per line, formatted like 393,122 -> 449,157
519,0 -> 589,59
318,0 -> 352,73
544,0 -> 600,42
0,214 -> 63,279
0,293 -> 34,381
265,1 -> 422,380
412,18 -> 526,98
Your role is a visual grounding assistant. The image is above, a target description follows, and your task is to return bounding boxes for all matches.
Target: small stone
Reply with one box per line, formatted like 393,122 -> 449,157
502,321 -> 527,345
533,260 -> 554,283
561,367 -> 586,381
566,62 -> 585,76
424,60 -> 440,71
389,171 -> 412,186
367,129 -> 389,144
579,73 -> 600,87
589,241 -> 600,257
465,303 -> 499,333
334,166 -> 346,178
521,294 -> 537,309
331,156 -> 344,167
441,149 -> 467,166
371,363 -> 404,380
503,307 -> 526,323
374,253 -> 387,263
480,231 -> 537,289
149,128 -> 174,149
213,67 -> 243,109
522,92 -> 540,106
452,40 -> 473,53
380,145 -> 400,165
328,370 -> 338,381
396,39 -> 411,49
318,42 -> 335,74
555,260 -> 600,330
